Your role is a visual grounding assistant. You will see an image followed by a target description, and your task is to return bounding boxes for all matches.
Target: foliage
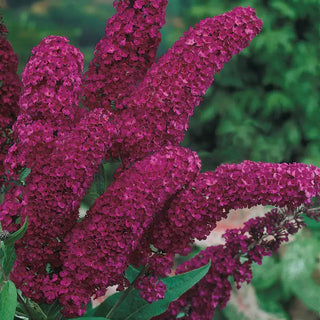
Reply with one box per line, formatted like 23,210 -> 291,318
0,1 -> 320,320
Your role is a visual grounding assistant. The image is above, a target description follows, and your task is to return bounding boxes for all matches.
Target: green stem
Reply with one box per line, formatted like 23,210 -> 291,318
105,264 -> 149,319
0,262 -> 8,281
17,293 -> 36,320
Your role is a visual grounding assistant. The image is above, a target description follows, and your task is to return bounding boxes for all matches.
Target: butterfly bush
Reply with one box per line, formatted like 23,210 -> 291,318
0,1 -> 319,319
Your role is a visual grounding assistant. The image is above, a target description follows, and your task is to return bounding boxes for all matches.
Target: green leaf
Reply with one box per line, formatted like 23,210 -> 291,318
1,245 -> 16,280
0,280 -> 17,320
24,298 -> 47,320
18,168 -> 31,185
94,163 -> 106,196
93,261 -> 211,319
125,264 -> 141,283
3,217 -> 28,246
281,237 -> 320,313
40,300 -> 63,319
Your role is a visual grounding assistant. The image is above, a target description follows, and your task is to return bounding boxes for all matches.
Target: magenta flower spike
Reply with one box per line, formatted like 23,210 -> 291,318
7,108 -> 117,304
0,37 -> 86,298
128,161 -> 320,290
155,207 -> 308,320
0,15 -> 21,181
82,0 -> 168,110
114,7 -> 263,164
58,146 -> 200,316
4,36 -> 84,178
148,161 -> 320,259
1,2 -> 319,319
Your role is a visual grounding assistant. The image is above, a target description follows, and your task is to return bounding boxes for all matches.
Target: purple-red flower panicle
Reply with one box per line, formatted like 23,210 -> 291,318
7,108 -> 117,304
2,2 -> 320,319
114,7 -> 262,164
83,0 -> 168,110
58,146 -> 200,316
5,35 -> 84,178
155,207 -> 310,320
0,15 -> 21,182
131,161 -> 320,279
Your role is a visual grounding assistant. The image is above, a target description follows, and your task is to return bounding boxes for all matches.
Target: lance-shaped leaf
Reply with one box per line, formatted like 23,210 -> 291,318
3,216 -> 28,246
0,245 -> 16,281
0,280 -> 17,320
92,261 -> 211,319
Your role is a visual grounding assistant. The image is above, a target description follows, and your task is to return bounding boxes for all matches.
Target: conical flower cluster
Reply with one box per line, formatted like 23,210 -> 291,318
0,1 -> 318,319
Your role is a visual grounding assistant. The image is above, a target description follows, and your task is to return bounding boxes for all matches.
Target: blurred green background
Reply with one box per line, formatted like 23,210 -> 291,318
1,0 -> 320,319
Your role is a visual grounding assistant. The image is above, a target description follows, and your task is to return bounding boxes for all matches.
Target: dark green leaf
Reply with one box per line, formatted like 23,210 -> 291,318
40,300 -> 63,319
83,300 -> 94,317
0,280 -> 17,320
4,217 -> 28,246
1,245 -> 16,280
125,264 -> 141,283
93,261 -> 211,319
19,168 -> 31,185
25,298 -> 47,320
94,164 -> 106,196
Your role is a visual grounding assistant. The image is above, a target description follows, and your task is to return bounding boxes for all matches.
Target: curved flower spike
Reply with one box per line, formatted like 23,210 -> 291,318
6,108 -> 117,304
115,7 -> 263,163
83,0 -> 168,110
0,16 -> 21,181
58,146 -> 200,317
155,207 -> 308,320
4,36 -> 84,177
132,161 -> 320,277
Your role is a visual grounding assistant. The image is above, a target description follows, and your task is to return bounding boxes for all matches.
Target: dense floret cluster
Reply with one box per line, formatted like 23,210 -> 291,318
0,1 -> 319,319
136,276 -> 167,303
114,6 -> 263,164
0,17 -> 21,182
58,146 -> 200,315
83,0 -> 168,110
155,206 -> 309,320
5,36 -> 84,178
131,161 -> 320,277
